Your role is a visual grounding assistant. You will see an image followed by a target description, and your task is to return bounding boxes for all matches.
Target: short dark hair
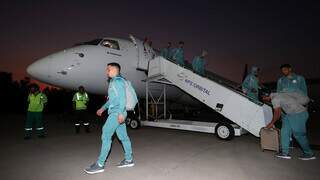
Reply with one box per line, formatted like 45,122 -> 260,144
107,62 -> 121,71
280,64 -> 292,69
179,41 -> 184,45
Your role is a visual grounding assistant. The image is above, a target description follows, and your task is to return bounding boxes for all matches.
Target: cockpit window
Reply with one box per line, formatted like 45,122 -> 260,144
74,39 -> 102,46
101,39 -> 120,50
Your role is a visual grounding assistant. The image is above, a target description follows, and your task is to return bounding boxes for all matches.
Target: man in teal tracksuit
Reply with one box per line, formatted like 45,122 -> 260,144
264,92 -> 315,160
242,66 -> 260,101
160,42 -> 173,59
85,62 -> 134,174
192,50 -> 208,76
172,41 -> 185,66
264,64 -> 315,160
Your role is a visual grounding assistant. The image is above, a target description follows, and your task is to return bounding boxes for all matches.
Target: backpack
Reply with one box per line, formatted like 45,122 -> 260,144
111,78 -> 138,111
124,80 -> 138,111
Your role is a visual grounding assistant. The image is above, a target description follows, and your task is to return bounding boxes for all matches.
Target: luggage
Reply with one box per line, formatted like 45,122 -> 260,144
260,127 -> 280,152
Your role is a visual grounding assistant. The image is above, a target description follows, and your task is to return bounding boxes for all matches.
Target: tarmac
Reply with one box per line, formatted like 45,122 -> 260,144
0,113 -> 319,180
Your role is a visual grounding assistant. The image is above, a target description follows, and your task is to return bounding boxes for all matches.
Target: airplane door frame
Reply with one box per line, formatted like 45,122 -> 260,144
129,35 -> 149,71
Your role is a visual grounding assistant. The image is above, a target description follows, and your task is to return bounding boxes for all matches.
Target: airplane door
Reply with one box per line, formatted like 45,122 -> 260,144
129,35 -> 153,71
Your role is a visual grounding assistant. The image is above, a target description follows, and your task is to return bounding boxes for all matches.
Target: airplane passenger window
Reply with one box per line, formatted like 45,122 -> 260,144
101,39 -> 120,50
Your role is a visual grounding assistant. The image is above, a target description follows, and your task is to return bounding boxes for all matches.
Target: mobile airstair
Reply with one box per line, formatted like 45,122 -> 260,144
136,56 -> 273,139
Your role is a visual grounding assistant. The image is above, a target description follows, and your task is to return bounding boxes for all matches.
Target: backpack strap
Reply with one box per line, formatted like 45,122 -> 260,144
111,83 -> 119,97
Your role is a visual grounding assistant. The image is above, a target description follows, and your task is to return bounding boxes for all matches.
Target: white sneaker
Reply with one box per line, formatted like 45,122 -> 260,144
117,159 -> 135,168
299,154 -> 316,161
276,153 -> 292,160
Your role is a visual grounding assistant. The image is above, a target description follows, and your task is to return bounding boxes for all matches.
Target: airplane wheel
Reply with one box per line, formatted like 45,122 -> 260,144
129,119 -> 140,129
215,122 -> 234,140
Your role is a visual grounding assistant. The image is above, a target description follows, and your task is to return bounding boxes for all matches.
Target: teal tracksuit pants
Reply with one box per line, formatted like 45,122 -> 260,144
97,113 -> 133,166
281,111 -> 313,156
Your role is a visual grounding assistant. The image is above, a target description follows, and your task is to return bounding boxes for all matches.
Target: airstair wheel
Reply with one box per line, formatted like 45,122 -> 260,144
215,122 -> 235,140
129,119 -> 141,129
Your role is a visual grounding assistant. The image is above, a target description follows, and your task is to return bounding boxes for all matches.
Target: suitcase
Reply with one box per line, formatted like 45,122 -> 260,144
260,127 -> 280,152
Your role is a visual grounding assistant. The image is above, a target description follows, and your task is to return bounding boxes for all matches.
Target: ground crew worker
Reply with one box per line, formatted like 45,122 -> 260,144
192,50 -> 208,76
263,92 -> 316,160
72,86 -> 90,133
277,64 -> 307,96
160,42 -> 173,59
85,62 -> 134,174
24,84 -> 47,140
172,41 -> 185,66
242,66 -> 260,101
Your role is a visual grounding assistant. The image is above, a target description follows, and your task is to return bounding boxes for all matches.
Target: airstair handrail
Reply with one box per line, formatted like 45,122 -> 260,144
152,56 -> 265,106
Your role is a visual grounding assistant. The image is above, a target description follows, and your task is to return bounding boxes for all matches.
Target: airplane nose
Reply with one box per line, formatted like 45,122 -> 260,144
27,57 -> 51,81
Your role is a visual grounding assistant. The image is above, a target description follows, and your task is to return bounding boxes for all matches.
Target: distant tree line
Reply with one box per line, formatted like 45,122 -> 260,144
0,71 -> 106,114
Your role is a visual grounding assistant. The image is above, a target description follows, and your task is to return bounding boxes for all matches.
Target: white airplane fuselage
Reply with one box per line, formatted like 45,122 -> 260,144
27,36 -> 196,105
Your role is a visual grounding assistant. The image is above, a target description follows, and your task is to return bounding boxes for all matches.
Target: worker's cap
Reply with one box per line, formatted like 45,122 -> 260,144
30,83 -> 40,91
280,64 -> 292,69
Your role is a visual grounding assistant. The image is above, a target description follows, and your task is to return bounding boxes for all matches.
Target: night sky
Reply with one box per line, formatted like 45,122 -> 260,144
0,0 -> 319,83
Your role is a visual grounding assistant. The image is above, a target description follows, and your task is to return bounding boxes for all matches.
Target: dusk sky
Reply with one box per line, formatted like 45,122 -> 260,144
0,0 -> 319,83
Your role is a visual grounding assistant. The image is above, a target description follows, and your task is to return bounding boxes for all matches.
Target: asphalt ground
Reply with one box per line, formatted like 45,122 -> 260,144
0,113 -> 319,180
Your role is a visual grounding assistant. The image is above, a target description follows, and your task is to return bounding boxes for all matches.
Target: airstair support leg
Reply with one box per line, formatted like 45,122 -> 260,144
146,80 -> 149,121
145,75 -> 168,121
164,84 -> 166,119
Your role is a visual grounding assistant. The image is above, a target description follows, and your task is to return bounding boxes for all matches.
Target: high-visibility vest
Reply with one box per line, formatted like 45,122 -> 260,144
73,92 -> 89,110
28,93 -> 47,112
